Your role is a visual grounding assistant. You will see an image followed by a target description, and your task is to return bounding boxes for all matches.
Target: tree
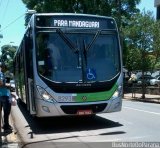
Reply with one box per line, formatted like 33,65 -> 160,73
0,44 -> 17,72
122,11 -> 160,99
151,20 -> 160,70
22,0 -> 141,28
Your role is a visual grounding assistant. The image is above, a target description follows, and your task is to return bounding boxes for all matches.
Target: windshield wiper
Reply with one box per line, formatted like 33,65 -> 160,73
85,30 -> 101,52
81,31 -> 100,82
83,39 -> 87,67
56,29 -> 79,53
57,29 -> 81,68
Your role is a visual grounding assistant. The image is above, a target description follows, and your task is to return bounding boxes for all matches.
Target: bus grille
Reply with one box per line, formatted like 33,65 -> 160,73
60,103 -> 107,114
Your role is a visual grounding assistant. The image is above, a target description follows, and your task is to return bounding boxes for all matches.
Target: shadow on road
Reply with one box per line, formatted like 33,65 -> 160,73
17,100 -> 123,135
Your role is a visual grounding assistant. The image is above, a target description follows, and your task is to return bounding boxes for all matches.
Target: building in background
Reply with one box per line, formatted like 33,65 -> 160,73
155,0 -> 160,19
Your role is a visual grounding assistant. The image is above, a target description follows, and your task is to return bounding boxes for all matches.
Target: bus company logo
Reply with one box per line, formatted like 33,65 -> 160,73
82,96 -> 87,101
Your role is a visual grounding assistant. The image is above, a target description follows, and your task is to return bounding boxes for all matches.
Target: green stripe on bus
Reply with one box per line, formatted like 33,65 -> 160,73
75,84 -> 118,102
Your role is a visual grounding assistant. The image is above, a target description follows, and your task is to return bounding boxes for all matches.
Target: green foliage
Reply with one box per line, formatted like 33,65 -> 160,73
155,60 -> 160,69
22,0 -> 111,14
125,48 -> 141,71
122,11 -> 158,72
0,45 -> 17,71
122,10 -> 160,99
22,0 -> 140,28
151,20 -> 160,69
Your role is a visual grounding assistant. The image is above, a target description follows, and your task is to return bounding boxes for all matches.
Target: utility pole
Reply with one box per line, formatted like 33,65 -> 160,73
115,0 -> 121,29
0,25 -> 3,39
0,25 -> 3,45
0,25 -> 2,136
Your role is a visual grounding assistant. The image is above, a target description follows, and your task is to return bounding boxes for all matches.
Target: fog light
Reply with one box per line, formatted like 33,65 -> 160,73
42,106 -> 50,113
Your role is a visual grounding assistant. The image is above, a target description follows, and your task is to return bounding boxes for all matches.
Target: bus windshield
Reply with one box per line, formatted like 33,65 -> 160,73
36,30 -> 120,83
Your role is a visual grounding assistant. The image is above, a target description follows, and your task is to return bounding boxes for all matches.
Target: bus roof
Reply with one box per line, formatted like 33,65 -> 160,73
34,13 -> 114,19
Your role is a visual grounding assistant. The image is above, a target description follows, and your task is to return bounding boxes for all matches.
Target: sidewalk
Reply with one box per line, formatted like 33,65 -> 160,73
1,107 -> 19,147
124,93 -> 160,103
0,93 -> 19,147
1,115 -> 19,148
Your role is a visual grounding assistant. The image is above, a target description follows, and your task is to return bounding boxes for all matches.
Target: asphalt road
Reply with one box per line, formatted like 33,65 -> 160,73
11,99 -> 160,148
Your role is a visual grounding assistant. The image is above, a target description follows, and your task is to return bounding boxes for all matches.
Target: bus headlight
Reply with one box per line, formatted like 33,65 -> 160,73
113,86 -> 122,98
37,86 -> 55,103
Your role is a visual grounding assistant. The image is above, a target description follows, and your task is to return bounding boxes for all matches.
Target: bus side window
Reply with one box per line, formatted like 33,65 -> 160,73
25,28 -> 33,79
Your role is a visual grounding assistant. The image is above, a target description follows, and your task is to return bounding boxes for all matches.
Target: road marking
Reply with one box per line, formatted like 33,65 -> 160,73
124,106 -> 160,116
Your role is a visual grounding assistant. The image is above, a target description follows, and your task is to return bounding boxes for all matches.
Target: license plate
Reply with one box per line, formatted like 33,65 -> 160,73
77,110 -> 92,115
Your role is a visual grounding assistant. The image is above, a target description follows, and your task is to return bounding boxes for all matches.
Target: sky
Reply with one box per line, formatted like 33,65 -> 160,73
0,0 -> 157,49
0,0 -> 27,48
137,0 -> 156,16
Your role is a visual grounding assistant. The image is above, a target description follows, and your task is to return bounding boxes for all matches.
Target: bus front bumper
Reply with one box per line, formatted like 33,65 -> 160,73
35,96 -> 122,117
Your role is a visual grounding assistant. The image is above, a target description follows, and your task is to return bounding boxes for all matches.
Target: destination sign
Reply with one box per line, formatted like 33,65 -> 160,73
36,14 -> 116,29
53,20 -> 99,28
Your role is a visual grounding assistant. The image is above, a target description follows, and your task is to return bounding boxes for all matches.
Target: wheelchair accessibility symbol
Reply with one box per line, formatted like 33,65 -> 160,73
86,68 -> 96,80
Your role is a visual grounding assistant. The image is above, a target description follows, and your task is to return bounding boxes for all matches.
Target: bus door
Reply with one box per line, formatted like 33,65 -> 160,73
24,30 -> 36,115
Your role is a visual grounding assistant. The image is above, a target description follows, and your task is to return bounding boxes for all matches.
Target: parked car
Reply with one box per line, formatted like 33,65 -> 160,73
137,75 -> 154,86
150,75 -> 160,86
10,80 -> 15,91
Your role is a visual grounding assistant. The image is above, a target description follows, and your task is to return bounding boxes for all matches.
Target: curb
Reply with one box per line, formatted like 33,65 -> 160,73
123,95 -> 160,104
1,110 -> 19,147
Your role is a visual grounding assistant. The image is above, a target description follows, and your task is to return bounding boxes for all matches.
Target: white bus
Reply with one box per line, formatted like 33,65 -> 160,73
14,13 -> 123,117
